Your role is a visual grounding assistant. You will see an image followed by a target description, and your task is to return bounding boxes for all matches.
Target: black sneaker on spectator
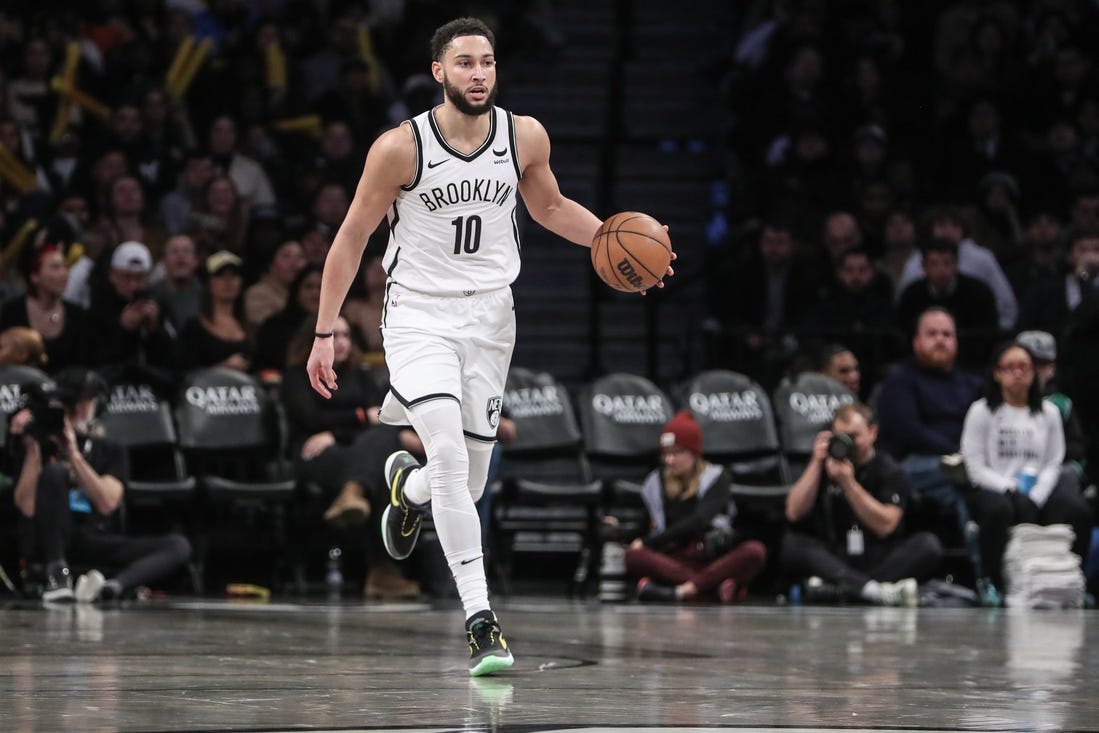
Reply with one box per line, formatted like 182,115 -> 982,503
636,576 -> 677,602
466,610 -> 514,676
805,576 -> 844,604
381,450 -> 427,560
41,561 -> 74,603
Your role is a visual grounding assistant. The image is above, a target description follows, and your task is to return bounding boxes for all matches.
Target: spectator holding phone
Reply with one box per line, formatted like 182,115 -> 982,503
85,241 -> 177,370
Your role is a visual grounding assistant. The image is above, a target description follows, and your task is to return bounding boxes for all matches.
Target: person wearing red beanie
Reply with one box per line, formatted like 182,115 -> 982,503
626,411 -> 768,603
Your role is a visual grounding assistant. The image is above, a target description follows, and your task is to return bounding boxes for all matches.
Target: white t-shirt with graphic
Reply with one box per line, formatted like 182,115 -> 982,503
960,398 -> 1065,507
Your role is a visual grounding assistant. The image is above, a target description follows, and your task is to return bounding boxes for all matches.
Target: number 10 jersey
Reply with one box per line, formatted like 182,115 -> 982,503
384,106 -> 523,296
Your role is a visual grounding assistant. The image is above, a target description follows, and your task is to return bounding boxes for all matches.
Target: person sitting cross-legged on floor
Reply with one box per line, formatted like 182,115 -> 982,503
625,410 -> 768,604
782,402 -> 944,606
10,368 -> 191,603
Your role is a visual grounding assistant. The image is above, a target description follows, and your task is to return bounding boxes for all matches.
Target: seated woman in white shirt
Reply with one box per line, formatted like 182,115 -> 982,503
961,342 -> 1093,595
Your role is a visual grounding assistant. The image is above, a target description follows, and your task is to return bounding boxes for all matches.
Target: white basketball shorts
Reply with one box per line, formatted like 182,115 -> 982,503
377,282 -> 516,441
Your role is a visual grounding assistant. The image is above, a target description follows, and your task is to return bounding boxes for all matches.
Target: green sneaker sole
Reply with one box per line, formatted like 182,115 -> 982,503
469,653 -> 514,677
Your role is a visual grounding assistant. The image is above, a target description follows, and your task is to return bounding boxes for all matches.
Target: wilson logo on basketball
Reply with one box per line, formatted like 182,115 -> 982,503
615,258 -> 644,289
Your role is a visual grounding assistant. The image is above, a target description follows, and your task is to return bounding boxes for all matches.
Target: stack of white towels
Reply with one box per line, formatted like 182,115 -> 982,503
1003,523 -> 1085,609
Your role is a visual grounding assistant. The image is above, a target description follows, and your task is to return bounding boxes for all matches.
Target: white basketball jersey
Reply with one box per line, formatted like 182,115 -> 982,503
384,106 -> 522,296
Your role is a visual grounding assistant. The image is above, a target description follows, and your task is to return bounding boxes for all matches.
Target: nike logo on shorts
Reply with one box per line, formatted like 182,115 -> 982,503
460,556 -> 483,566
427,159 -> 448,168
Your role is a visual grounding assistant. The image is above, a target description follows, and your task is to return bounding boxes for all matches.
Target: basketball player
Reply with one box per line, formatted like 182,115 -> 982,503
308,17 -> 674,676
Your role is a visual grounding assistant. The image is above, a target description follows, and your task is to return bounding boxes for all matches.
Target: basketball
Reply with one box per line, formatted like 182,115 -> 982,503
591,211 -> 672,292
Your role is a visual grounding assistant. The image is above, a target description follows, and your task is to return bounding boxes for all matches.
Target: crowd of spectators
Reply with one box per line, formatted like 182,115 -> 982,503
0,2 -> 555,599
705,0 -> 1099,494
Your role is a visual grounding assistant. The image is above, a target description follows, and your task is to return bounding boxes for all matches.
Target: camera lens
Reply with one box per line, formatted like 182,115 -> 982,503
827,433 -> 855,461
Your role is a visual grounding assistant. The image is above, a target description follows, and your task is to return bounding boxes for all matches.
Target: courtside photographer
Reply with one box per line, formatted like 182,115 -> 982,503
781,402 -> 943,605
9,367 -> 190,603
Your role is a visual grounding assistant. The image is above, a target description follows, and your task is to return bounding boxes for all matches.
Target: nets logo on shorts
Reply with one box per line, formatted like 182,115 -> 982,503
486,396 -> 502,429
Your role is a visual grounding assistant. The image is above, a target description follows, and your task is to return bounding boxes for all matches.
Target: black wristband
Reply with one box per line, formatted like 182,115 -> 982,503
314,331 -> 334,339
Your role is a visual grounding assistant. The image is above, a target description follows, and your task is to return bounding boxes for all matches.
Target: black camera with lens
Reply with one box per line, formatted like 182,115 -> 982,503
827,432 -> 856,461
19,369 -> 107,453
22,380 -> 69,447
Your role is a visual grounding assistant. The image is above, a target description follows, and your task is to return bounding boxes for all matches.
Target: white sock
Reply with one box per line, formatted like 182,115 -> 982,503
402,463 -> 432,507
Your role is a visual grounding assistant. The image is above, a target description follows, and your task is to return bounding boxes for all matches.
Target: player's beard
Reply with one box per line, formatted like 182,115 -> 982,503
443,74 -> 497,116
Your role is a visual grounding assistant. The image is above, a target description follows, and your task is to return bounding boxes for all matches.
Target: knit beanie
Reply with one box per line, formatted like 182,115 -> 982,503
659,410 -> 703,456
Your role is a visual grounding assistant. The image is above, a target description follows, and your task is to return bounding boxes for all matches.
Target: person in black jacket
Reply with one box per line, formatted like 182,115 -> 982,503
281,316 -> 424,598
625,411 -> 768,604
178,251 -> 251,371
896,237 -> 999,368
707,217 -> 821,380
0,243 -> 89,373
251,264 -> 322,375
84,241 -> 177,371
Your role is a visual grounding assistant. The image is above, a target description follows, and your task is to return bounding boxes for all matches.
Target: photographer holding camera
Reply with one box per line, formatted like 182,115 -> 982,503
10,367 -> 191,602
782,402 -> 943,606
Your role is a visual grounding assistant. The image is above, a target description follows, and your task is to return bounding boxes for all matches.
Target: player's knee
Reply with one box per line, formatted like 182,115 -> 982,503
431,431 -> 465,463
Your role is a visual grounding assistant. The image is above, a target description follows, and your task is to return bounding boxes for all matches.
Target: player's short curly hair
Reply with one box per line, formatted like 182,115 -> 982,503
430,17 -> 495,62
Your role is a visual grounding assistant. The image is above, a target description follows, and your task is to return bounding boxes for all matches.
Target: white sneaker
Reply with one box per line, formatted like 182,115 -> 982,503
75,570 -> 106,603
860,580 -> 882,603
877,578 -> 918,607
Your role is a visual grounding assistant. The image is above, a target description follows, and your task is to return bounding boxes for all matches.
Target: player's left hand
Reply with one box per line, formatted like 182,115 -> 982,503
307,338 -> 338,398
640,226 -> 675,296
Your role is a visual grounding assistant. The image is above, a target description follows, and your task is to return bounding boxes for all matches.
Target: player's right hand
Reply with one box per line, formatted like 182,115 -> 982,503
812,430 -> 832,463
307,338 -> 338,398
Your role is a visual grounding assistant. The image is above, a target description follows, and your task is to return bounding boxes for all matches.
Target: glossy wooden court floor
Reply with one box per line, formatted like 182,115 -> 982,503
2,596 -> 1097,733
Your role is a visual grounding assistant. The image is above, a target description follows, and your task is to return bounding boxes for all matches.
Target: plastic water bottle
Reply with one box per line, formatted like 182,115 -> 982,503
1017,465 -> 1038,496
325,547 -> 343,598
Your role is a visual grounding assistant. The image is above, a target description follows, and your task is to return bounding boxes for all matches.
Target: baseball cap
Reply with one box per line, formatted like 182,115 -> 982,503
1016,330 -> 1056,363
53,367 -> 108,405
659,410 -> 703,457
206,250 -> 244,275
110,241 -> 152,272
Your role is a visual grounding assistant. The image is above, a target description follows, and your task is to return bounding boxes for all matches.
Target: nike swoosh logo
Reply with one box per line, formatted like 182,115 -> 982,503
460,556 -> 483,566
492,148 -> 508,157
427,159 -> 448,168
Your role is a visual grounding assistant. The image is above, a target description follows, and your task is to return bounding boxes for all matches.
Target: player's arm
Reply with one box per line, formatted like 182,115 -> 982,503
514,115 -> 602,247
315,125 -> 415,333
309,125 -> 414,397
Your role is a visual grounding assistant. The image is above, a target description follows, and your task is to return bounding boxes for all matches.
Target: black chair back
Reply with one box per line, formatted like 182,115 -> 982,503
773,373 -> 856,462
0,365 -> 51,449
